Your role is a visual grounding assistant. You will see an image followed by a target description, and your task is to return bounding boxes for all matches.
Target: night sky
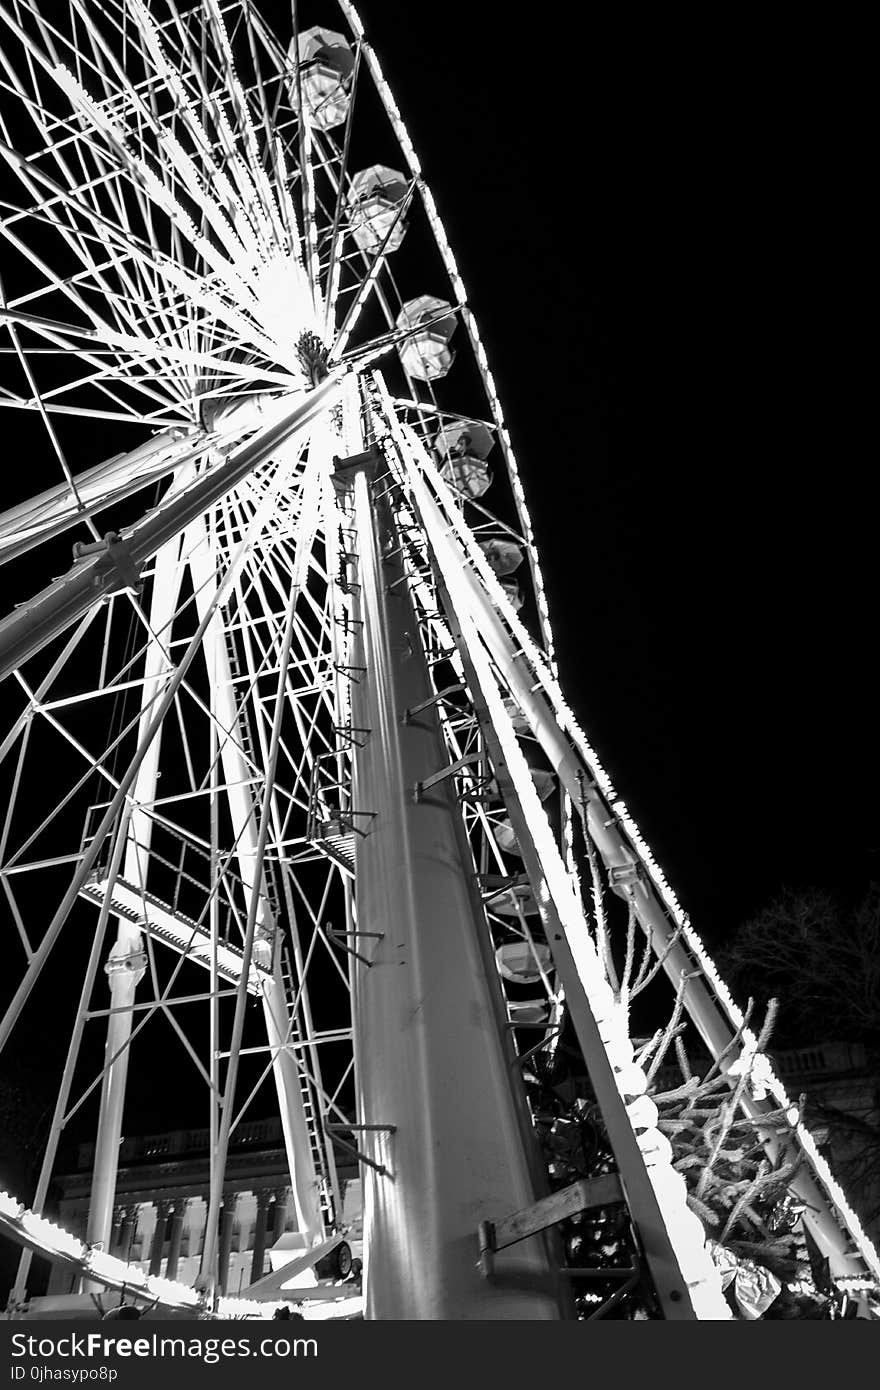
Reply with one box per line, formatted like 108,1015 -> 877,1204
347,0 -> 878,946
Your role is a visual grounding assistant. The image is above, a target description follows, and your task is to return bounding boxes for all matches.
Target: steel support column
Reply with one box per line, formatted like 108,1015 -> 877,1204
218,1197 -> 237,1296
165,1203 -> 187,1281
341,453 -> 566,1319
250,1191 -> 272,1284
84,944 -> 146,1255
271,1192 -> 288,1246
186,507 -> 322,1251
148,1202 -> 170,1276
85,519 -> 187,1256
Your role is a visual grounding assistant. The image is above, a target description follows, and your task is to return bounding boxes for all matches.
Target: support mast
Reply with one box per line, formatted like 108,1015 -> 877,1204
337,447 -> 566,1318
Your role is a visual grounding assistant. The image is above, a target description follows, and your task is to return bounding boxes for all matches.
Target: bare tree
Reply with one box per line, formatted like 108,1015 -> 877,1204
719,884 -> 880,1237
718,884 -> 880,1048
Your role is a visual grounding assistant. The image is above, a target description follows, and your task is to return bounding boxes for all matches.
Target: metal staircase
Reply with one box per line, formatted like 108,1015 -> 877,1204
306,751 -> 358,876
278,945 -> 337,1232
78,874 -> 266,994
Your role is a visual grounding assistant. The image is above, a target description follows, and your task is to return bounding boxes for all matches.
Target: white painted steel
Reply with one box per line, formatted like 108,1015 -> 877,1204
85,514 -> 186,1254
343,458 -> 564,1319
389,409 -> 880,1285
187,481 -> 324,1253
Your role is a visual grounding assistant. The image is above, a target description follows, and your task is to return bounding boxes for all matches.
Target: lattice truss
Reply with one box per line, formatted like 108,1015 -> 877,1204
0,0 -> 876,1319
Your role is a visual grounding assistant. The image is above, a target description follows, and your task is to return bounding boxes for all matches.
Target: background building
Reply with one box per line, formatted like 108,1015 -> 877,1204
45,1121 -> 361,1298
772,1043 -> 880,1244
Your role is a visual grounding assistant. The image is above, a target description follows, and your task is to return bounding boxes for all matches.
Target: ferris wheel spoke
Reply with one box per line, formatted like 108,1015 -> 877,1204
3,55 -> 299,385
0,309 -> 193,414
0,124 -> 155,276
319,42 -> 360,334
0,169 -> 235,397
0,295 -> 100,522
287,0 -> 316,297
0,398 -> 182,426
0,209 -> 127,348
239,18 -> 294,243
329,177 -> 417,363
5,249 -> 139,322
15,348 -> 181,414
0,299 -> 178,417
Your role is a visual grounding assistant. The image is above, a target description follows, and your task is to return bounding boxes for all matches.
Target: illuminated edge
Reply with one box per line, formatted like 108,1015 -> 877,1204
395,411 -> 880,1284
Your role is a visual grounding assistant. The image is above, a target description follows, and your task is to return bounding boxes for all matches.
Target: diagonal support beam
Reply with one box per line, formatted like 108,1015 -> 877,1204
0,370 -> 347,682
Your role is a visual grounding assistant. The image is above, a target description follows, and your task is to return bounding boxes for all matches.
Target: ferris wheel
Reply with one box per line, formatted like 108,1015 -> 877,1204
0,1 -> 876,1322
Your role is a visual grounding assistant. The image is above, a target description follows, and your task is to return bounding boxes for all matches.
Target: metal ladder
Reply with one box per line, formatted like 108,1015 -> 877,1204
278,944 -> 337,1232
221,620 -> 338,1230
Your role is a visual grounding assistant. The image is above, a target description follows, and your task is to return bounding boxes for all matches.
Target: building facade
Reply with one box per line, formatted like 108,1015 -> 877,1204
772,1042 -> 880,1242
46,1119 -> 361,1298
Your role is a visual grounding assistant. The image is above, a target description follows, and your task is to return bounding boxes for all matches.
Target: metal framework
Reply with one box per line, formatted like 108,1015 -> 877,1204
0,1 -> 876,1322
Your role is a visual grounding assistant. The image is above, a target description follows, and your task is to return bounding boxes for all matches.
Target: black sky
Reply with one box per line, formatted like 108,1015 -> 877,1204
342,0 -> 877,943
